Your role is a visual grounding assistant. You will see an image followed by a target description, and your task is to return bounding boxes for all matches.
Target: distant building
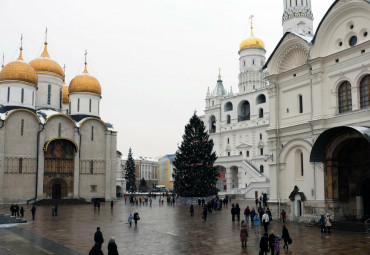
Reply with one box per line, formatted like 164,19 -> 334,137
122,156 -> 159,191
115,151 -> 125,197
158,154 -> 176,189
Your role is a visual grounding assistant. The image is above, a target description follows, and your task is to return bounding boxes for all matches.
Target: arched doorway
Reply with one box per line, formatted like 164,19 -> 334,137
47,178 -> 68,199
116,186 -> 123,197
310,126 -> 370,219
231,166 -> 239,189
43,138 -> 78,199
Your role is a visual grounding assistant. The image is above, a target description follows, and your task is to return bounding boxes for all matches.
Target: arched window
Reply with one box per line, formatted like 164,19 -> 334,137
259,108 -> 264,118
224,102 -> 233,112
7,87 -> 10,102
360,75 -> 370,109
227,114 -> 231,124
32,92 -> 34,105
47,84 -> 51,105
58,123 -> 61,137
90,161 -> 94,174
260,165 -> 264,173
238,101 -> 250,122
338,81 -> 352,113
256,94 -> 266,104
69,102 -> 71,114
91,126 -> 94,141
21,88 -> 24,103
299,94 -> 303,113
209,115 -> 216,133
78,98 -> 80,112
60,89 -> 62,109
19,158 -> 23,173
295,149 -> 304,178
89,99 -> 92,112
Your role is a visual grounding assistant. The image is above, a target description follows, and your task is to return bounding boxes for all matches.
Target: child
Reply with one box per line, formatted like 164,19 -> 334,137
128,213 -> 133,227
274,234 -> 281,255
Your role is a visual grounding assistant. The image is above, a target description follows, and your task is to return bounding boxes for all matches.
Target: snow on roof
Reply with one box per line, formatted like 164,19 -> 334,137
0,110 -> 13,120
36,109 -> 61,124
291,32 -> 313,44
121,155 -> 159,162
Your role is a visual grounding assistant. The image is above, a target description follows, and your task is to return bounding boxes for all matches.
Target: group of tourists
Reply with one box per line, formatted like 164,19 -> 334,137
9,204 -> 24,218
89,227 -> 119,255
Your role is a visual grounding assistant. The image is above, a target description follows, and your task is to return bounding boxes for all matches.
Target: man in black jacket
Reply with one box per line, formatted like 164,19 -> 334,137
94,227 -> 104,249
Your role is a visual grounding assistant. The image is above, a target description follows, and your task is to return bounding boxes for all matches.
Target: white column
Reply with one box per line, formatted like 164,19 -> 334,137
226,167 -> 232,193
111,132 -> 117,200
73,127 -> 80,198
37,128 -> 45,199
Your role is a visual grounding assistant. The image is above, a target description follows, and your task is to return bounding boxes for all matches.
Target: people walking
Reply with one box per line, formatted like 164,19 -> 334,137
149,197 -> 152,207
235,203 -> 241,221
124,195 -> 127,205
244,206 -> 251,223
280,209 -> 286,223
250,208 -> 256,223
190,204 -> 194,217
325,213 -> 332,234
54,204 -> 58,216
111,201 -> 114,210
202,205 -> 208,222
20,206 -> 24,218
31,205 -> 36,220
253,213 -> 260,235
107,237 -> 119,255
259,232 -> 269,255
128,213 -> 133,227
231,204 -> 236,221
89,242 -> 104,255
319,214 -> 326,233
240,220 -> 248,248
94,227 -> 104,249
262,211 -> 270,233
268,230 -> 276,255
282,225 -> 291,250
133,211 -> 140,226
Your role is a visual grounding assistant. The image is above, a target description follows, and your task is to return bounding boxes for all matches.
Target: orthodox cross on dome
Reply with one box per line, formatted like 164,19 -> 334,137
41,27 -> 50,58
218,67 -> 222,80
83,50 -> 88,73
45,27 -> 48,43
194,108 -> 197,115
18,34 -> 24,61
63,64 -> 66,82
249,14 -> 254,37
1,53 -> 4,69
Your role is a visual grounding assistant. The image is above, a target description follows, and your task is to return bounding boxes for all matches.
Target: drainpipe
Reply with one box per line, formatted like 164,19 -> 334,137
275,80 -> 281,220
34,123 -> 45,202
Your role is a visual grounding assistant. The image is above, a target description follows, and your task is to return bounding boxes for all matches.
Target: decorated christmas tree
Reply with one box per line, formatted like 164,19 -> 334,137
173,113 -> 218,197
124,148 -> 137,193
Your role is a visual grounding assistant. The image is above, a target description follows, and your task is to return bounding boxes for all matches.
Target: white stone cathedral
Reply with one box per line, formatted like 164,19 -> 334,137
264,0 -> 370,221
0,38 -> 117,203
200,19 -> 270,199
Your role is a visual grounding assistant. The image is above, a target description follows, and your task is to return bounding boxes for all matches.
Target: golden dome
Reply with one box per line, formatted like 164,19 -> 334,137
62,83 -> 69,103
29,42 -> 64,79
69,63 -> 101,95
0,48 -> 38,87
240,37 -> 265,50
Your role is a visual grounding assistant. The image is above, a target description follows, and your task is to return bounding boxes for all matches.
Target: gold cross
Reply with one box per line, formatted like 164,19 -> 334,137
45,27 -> 48,42
84,50 -> 88,64
249,15 -> 255,36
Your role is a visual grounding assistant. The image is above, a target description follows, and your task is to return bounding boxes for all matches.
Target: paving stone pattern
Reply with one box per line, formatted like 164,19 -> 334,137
0,199 -> 369,254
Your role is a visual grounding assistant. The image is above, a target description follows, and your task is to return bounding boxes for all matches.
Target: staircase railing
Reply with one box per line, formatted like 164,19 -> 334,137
366,218 -> 370,234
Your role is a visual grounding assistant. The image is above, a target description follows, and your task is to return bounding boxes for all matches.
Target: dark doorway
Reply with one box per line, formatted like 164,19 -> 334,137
297,200 -> 302,217
362,179 -> 370,217
52,184 -> 62,199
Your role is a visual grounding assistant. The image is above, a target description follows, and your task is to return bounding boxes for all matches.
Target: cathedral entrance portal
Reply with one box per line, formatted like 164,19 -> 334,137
43,138 -> 77,199
310,126 -> 370,219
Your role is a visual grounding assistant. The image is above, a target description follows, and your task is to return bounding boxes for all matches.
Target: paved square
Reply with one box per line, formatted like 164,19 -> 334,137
1,199 -> 369,254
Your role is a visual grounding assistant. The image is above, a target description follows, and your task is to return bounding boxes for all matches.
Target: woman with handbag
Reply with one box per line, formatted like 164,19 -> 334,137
133,211 -> 140,226
325,213 -> 332,233
240,221 -> 248,248
282,225 -> 291,250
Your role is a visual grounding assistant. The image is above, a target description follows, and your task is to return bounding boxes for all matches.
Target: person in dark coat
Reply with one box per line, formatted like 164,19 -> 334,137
31,205 -> 36,220
54,204 -> 58,216
107,237 -> 118,255
240,221 -> 248,248
189,204 -> 194,217
133,211 -> 139,226
231,203 -> 236,221
268,230 -> 276,255
20,206 -> 24,218
259,232 -> 269,255
89,242 -> 104,255
202,205 -> 208,222
110,201 -> 114,210
94,227 -> 104,249
235,203 -> 241,221
198,198 -> 201,206
250,208 -> 256,222
319,214 -> 326,233
282,225 -> 291,250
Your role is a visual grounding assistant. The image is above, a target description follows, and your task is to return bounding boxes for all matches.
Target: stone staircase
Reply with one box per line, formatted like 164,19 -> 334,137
0,213 -> 27,225
331,220 -> 368,232
34,198 -> 90,206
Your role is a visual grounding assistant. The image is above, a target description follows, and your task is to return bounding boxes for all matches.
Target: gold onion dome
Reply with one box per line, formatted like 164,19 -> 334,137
62,82 -> 69,103
240,16 -> 265,50
69,62 -> 102,95
0,47 -> 38,87
29,42 -> 64,79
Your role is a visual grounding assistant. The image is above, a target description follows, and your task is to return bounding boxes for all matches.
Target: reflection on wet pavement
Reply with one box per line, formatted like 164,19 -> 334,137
1,199 -> 370,254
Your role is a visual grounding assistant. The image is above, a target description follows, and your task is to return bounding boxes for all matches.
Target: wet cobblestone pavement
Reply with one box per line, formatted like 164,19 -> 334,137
1,199 -> 370,254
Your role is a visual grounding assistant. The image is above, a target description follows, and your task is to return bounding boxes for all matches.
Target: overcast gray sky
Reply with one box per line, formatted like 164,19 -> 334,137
1,0 -> 334,158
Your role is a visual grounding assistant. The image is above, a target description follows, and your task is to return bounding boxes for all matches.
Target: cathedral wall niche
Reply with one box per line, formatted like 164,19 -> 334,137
44,115 -> 76,141
35,74 -> 63,111
79,119 -> 106,161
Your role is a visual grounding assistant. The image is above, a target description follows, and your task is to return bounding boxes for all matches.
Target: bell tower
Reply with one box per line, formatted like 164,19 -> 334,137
282,0 -> 313,36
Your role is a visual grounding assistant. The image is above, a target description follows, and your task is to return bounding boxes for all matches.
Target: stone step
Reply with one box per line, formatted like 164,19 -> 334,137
331,221 -> 367,232
0,213 -> 27,225
33,198 -> 90,206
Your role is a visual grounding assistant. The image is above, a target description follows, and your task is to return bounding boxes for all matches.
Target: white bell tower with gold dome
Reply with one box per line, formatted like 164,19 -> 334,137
282,0 -> 313,36
238,15 -> 267,94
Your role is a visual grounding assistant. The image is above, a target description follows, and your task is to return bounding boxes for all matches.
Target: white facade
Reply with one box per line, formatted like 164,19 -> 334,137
0,82 -> 36,109
35,74 -> 63,111
69,93 -> 101,117
282,0 -> 313,35
264,0 -> 370,221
